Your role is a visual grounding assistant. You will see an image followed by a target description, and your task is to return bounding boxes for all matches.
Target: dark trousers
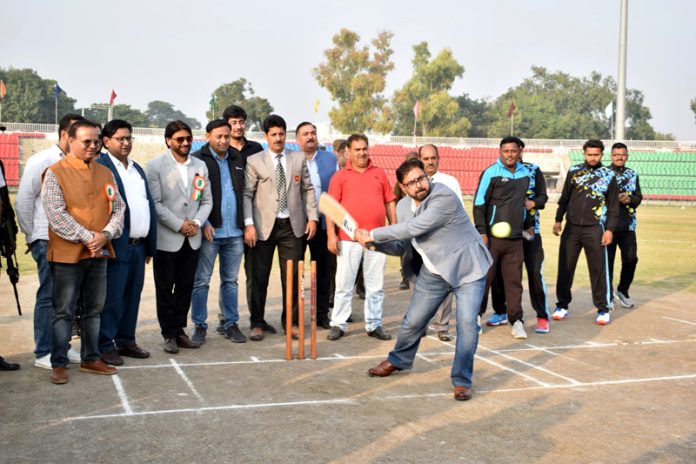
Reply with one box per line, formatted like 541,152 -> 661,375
607,230 -> 638,295
479,237 -> 524,323
153,239 -> 199,339
492,234 -> 549,320
99,242 -> 147,352
50,259 -> 107,367
249,218 -> 303,329
303,227 -> 331,323
556,223 -> 611,312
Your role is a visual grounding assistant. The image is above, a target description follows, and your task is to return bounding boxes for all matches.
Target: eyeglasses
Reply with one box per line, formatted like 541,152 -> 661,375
172,135 -> 194,144
403,175 -> 428,189
110,136 -> 134,143
77,139 -> 102,148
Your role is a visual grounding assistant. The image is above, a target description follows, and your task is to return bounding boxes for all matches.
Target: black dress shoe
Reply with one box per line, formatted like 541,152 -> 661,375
367,326 -> 392,340
260,323 -> 277,334
317,319 -> 332,330
0,356 -> 20,371
117,344 -> 150,359
100,348 -> 124,366
163,338 -> 179,354
176,334 -> 201,349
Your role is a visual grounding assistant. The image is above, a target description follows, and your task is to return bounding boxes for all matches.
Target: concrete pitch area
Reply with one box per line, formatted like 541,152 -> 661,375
1,260 -> 695,463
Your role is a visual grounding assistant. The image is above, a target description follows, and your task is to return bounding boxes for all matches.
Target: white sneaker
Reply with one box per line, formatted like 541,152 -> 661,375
34,354 -> 52,370
596,312 -> 611,325
511,320 -> 528,339
552,307 -> 568,321
615,290 -> 634,308
68,347 -> 81,364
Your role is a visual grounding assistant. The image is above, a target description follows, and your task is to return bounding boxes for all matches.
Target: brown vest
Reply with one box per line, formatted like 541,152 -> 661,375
47,155 -> 117,263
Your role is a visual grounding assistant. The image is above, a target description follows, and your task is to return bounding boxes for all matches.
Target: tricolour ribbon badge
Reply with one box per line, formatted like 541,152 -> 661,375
105,183 -> 116,214
192,175 -> 206,200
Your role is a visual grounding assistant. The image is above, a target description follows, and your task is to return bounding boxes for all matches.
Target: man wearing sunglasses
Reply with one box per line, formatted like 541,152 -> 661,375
146,121 -> 212,354
41,119 -> 126,384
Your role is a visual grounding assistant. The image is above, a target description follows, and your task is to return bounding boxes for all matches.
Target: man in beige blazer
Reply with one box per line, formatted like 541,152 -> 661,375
243,115 -> 318,341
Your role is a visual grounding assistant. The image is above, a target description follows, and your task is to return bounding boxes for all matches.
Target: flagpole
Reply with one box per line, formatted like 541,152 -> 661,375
510,112 -> 514,136
55,98 -> 58,125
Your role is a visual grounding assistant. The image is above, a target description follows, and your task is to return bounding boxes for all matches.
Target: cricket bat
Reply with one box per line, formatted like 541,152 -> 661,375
318,193 -> 376,250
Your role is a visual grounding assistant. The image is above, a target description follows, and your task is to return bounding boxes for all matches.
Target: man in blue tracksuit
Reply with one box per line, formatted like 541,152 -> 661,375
607,142 -> 641,308
474,136 -> 534,339
553,139 -> 619,325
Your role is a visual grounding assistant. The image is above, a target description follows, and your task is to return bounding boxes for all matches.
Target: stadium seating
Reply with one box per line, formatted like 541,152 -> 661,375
0,132 -> 45,186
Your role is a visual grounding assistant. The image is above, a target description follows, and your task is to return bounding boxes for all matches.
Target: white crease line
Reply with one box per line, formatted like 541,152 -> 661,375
111,375 -> 133,415
169,359 -> 204,403
663,316 -> 696,327
250,356 -> 259,362
416,353 -> 436,365
479,345 -> 581,385
64,398 -> 356,422
525,343 -> 595,368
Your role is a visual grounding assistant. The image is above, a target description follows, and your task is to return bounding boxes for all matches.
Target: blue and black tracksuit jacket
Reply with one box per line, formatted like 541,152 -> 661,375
609,164 -> 642,232
555,162 -> 619,230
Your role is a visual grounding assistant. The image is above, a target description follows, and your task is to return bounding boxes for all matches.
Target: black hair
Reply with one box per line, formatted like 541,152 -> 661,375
102,119 -> 133,139
67,119 -> 100,138
295,121 -> 316,135
58,113 -> 85,136
346,133 -> 368,148
222,105 -> 247,121
206,119 -> 231,133
500,136 -> 524,149
164,120 -> 192,141
583,139 -> 605,152
611,142 -> 628,151
396,158 -> 425,184
262,114 -> 286,133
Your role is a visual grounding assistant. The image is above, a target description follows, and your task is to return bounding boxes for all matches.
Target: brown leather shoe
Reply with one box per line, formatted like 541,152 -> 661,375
50,367 -> 69,384
438,331 -> 453,342
117,344 -> 150,359
454,386 -> 473,401
101,348 -> 124,366
80,359 -> 117,375
368,360 -> 402,377
176,334 -> 201,349
249,327 -> 264,341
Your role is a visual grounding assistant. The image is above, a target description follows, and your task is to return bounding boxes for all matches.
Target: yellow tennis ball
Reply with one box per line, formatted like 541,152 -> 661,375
490,222 -> 512,238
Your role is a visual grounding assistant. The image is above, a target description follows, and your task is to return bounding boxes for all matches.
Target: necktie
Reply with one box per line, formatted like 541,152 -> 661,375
276,154 -> 287,213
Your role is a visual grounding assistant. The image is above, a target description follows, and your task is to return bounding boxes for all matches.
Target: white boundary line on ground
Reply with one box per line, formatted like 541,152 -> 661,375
111,375 -> 133,415
169,359 -> 204,403
662,316 -> 696,326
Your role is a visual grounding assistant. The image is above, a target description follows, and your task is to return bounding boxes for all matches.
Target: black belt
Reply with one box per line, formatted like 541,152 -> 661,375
275,218 -> 291,224
128,238 -> 144,245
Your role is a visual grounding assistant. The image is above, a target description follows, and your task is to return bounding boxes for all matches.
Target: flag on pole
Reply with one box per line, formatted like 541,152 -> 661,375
313,98 -> 320,113
413,101 -> 420,120
0,80 -> 6,100
507,102 -> 516,118
605,101 -> 613,119
109,90 -> 117,106
55,83 -> 63,101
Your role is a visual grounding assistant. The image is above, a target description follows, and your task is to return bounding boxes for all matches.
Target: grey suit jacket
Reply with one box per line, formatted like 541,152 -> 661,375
243,149 -> 318,241
372,183 -> 492,288
146,151 -> 213,252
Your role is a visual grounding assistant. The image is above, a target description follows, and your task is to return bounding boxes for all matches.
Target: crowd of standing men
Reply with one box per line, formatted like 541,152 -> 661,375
0,106 -> 641,400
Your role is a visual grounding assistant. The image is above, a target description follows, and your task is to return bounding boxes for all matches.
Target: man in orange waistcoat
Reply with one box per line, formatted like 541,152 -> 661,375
41,119 -> 125,385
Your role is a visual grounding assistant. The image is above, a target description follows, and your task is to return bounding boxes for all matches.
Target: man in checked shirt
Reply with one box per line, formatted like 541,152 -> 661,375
41,119 -> 125,384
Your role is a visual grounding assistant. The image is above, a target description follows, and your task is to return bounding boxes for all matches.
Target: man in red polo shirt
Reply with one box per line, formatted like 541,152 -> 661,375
326,134 -> 396,341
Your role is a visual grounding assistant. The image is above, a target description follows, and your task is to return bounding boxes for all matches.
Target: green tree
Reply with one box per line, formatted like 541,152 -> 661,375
313,29 -> 394,133
0,67 -> 76,123
391,42 -> 470,137
457,94 -> 494,138
691,97 -> 696,123
207,78 -> 273,130
80,104 -> 149,127
145,100 -> 201,129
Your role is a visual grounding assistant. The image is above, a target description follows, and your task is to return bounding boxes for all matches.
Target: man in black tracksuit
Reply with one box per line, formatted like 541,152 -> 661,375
607,142 -> 641,308
553,139 -> 619,325
474,136 -> 534,339
491,138 -> 551,333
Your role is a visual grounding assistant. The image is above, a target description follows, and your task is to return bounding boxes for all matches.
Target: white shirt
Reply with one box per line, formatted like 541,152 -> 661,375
15,144 -> 65,243
170,151 -> 191,193
269,150 -> 289,218
409,199 -> 441,276
430,170 -> 464,206
0,167 -> 5,188
108,154 -> 150,239
305,151 -> 322,206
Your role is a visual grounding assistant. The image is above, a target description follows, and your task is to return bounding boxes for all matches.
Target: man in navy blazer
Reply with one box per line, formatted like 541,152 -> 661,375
96,119 -> 157,365
296,122 -> 337,328
356,159 -> 492,401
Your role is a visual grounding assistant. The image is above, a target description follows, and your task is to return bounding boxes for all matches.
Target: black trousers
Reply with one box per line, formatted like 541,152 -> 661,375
303,227 -> 331,324
492,234 -> 549,319
607,230 -> 638,295
249,218 -> 303,330
479,237 -> 524,323
555,223 -> 611,312
153,239 -> 199,339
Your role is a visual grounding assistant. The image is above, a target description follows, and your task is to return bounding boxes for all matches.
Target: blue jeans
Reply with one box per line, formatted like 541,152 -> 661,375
50,259 -> 107,367
191,236 -> 244,330
30,240 -> 53,358
388,269 -> 486,388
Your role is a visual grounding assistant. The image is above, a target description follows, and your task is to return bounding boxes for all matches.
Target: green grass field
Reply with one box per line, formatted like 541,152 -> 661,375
7,195 -> 696,294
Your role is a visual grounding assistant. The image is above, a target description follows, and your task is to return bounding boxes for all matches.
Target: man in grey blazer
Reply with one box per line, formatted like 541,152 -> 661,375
146,120 -> 212,354
243,115 -> 318,341
356,159 -> 492,401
